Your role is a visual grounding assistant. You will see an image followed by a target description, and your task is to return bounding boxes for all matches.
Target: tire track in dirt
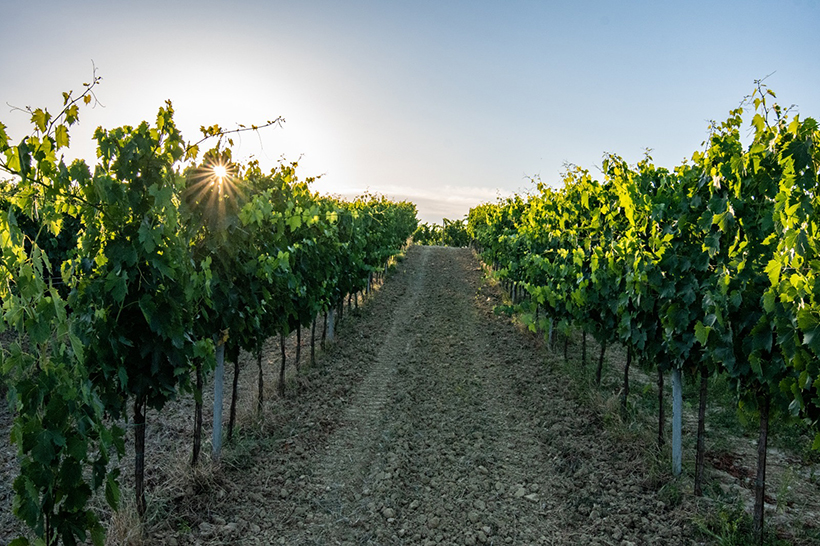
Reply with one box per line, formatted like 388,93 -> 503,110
364,246 -> 565,545
309,247 -> 430,525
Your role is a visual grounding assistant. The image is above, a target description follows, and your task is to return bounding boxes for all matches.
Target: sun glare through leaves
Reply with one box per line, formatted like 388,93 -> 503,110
213,164 -> 228,184
184,158 -> 243,226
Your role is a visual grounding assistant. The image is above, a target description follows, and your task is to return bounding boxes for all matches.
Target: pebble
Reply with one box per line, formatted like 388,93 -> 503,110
473,499 -> 486,510
383,507 -> 396,518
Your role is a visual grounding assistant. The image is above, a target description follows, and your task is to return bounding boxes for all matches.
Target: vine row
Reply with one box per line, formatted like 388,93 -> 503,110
0,78 -> 417,545
467,84 -> 819,544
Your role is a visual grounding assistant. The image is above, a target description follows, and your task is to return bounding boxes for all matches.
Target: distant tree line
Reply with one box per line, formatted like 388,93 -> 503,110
412,218 -> 471,247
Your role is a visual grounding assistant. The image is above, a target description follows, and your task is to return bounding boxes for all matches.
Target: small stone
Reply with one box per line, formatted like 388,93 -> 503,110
482,526 -> 492,535
524,493 -> 539,502
428,516 -> 440,529
279,488 -> 289,499
383,507 -> 396,519
477,530 -> 488,543
514,487 -> 526,498
473,499 -> 486,510
410,500 -> 420,510
468,511 -> 480,523
477,465 -> 488,474
465,535 -> 476,546
495,481 -> 505,492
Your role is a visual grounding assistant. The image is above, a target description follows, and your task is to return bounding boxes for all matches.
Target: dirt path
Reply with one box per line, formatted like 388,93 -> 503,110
2,246 -> 699,545
143,246 -> 692,546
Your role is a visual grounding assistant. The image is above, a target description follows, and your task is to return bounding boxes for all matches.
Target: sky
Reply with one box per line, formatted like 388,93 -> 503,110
1,0 -> 819,224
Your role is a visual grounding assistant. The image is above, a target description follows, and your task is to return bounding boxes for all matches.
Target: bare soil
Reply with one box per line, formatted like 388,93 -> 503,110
2,245 -> 818,545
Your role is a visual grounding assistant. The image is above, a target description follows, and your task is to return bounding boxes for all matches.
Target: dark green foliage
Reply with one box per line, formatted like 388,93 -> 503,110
413,218 -> 470,247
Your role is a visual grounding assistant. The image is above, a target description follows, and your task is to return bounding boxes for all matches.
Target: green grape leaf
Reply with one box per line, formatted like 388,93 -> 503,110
55,124 -> 70,149
31,108 -> 50,132
765,258 -> 781,286
105,472 -> 120,510
798,309 -> 820,355
694,321 -> 710,346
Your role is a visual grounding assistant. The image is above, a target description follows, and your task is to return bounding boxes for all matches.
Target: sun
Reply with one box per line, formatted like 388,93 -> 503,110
213,164 -> 228,184
183,159 -> 244,226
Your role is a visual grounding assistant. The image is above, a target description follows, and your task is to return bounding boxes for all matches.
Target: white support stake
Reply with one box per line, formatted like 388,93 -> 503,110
212,339 -> 225,460
672,367 -> 683,476
548,317 -> 554,348
327,307 -> 335,341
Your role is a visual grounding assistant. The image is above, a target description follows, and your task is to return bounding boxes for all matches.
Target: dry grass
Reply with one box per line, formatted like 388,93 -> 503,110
105,491 -> 144,546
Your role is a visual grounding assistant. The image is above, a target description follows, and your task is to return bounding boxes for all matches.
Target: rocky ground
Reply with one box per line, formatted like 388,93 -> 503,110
2,245 -> 818,545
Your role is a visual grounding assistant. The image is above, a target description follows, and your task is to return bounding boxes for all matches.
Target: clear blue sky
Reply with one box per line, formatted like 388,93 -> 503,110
2,0 -> 819,223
